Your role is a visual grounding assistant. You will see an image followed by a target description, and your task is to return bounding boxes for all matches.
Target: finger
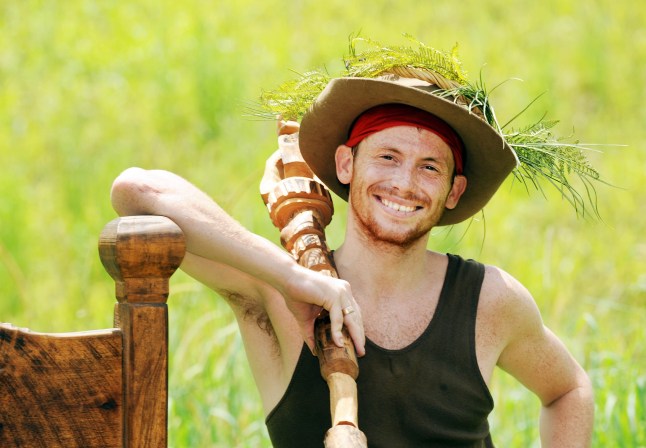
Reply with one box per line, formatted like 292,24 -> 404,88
343,306 -> 366,357
327,303 -> 346,349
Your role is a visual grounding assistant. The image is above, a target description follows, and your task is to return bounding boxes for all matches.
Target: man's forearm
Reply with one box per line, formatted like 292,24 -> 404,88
110,167 -> 298,292
110,167 -> 365,354
539,381 -> 594,447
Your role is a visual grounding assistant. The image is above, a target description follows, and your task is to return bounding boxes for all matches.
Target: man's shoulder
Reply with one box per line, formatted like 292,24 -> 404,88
476,262 -> 539,317
480,262 -> 528,295
477,263 -> 544,341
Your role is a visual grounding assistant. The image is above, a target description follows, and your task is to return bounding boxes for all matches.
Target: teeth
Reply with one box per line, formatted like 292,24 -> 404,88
382,198 -> 416,213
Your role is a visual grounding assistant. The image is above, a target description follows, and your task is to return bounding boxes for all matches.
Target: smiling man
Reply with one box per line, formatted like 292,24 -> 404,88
110,54 -> 594,447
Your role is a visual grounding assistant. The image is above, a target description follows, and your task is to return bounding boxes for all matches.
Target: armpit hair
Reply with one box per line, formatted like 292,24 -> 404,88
219,289 -> 278,345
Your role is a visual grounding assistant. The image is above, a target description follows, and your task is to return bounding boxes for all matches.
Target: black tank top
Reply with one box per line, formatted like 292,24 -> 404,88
266,254 -> 495,447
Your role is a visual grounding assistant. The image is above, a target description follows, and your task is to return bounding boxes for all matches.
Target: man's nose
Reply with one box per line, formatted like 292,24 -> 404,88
390,166 -> 417,192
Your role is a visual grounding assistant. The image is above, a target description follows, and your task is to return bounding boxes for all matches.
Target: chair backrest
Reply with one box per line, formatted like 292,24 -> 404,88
0,216 -> 185,448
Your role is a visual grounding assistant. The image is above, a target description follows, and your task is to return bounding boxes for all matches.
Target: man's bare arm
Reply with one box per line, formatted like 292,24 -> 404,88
538,358 -> 594,447
110,167 -> 365,355
492,269 -> 594,447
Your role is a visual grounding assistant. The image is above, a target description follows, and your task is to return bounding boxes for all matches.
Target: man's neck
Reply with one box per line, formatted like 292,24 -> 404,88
333,222 -> 439,302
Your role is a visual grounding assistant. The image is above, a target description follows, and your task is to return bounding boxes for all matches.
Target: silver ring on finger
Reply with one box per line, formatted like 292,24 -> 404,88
342,305 -> 355,316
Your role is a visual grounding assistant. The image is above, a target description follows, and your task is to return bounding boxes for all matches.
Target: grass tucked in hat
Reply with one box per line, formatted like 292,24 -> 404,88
255,34 -> 604,220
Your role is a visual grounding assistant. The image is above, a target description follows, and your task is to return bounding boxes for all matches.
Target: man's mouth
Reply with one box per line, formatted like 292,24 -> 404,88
379,197 -> 419,213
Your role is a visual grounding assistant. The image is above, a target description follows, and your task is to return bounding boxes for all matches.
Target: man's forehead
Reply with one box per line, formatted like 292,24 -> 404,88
359,126 -> 455,159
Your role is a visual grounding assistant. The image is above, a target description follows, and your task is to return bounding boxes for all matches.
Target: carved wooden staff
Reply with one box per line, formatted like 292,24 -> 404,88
262,131 -> 368,447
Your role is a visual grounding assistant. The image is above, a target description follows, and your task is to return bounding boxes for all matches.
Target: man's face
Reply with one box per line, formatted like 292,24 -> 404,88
335,125 -> 467,249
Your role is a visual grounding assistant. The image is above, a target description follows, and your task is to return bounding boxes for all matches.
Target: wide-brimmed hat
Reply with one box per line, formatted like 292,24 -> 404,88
299,75 -> 519,226
258,37 -> 603,222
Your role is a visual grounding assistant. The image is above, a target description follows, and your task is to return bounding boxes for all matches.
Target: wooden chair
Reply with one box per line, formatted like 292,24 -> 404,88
0,216 -> 185,448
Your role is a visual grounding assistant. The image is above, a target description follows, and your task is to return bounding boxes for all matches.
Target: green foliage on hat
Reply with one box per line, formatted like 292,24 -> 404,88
256,35 -> 604,218
343,34 -> 468,85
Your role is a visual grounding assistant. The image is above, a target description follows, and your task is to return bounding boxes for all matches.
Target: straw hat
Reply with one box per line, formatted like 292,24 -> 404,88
299,75 -> 519,226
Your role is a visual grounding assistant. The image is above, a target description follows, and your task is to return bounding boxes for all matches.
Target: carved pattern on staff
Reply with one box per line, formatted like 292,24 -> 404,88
263,130 -> 368,448
265,177 -> 334,229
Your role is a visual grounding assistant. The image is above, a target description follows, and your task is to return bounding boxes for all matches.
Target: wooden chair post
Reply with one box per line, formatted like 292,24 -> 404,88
0,215 -> 184,447
99,216 -> 185,448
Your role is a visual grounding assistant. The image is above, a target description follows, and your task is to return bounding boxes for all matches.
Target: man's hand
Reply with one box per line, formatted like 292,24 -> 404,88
279,264 -> 365,357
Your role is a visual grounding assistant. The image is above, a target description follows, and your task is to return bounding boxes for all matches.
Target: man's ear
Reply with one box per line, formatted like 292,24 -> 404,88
335,144 -> 354,185
445,175 -> 467,210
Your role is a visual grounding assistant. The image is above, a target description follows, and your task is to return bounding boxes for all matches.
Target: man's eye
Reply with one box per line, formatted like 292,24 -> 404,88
424,165 -> 438,171
380,155 -> 394,161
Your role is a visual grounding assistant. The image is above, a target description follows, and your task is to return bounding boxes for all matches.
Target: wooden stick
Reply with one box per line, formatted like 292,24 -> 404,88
328,373 -> 359,426
263,132 -> 367,447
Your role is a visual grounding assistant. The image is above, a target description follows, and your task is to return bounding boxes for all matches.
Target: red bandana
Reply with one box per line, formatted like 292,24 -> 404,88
344,104 -> 464,175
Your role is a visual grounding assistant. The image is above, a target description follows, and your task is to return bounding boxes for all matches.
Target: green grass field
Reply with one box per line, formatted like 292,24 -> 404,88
1,0 -> 644,446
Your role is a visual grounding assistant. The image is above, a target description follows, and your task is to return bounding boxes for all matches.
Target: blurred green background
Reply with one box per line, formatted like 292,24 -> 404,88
1,0 -> 644,446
